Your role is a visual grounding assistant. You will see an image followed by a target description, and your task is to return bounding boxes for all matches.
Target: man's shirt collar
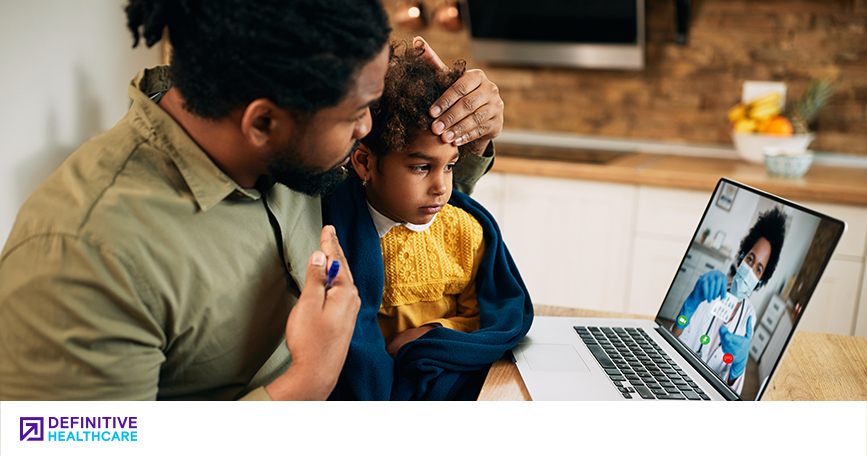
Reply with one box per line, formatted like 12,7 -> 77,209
128,66 -> 256,210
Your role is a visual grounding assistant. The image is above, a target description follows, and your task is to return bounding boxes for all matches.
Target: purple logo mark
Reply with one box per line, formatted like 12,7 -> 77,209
20,417 -> 44,441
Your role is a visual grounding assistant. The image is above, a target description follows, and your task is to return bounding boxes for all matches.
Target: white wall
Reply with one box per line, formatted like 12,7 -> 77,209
695,187 -> 760,256
0,0 -> 161,248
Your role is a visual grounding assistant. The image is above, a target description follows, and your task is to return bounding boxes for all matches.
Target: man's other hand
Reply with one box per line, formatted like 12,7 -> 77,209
265,226 -> 360,400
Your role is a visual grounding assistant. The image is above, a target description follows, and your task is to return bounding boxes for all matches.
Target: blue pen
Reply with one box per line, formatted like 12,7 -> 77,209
325,260 -> 340,289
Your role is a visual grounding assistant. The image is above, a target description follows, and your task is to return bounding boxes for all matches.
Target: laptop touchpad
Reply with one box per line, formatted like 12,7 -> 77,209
521,344 -> 590,372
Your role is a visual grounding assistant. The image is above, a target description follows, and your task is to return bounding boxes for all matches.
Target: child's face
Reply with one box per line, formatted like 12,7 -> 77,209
366,131 -> 460,225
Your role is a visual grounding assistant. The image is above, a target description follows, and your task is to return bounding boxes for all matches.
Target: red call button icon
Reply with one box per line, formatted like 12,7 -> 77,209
723,353 -> 734,364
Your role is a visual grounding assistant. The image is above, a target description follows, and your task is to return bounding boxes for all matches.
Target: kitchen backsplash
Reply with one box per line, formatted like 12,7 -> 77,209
385,0 -> 867,155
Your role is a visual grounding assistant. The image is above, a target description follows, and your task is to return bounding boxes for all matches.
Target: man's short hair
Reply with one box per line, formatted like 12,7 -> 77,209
126,0 -> 391,119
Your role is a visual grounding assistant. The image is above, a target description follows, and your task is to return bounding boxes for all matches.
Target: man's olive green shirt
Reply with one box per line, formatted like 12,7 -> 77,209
0,66 -> 492,400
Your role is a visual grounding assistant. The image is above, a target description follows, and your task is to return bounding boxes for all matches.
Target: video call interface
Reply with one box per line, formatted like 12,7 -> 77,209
656,180 -> 843,400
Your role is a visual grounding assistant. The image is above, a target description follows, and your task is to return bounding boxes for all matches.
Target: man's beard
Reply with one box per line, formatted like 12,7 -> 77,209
267,140 -> 358,197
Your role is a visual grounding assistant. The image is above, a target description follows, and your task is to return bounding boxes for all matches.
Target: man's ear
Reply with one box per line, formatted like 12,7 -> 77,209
351,143 -> 375,179
239,98 -> 293,149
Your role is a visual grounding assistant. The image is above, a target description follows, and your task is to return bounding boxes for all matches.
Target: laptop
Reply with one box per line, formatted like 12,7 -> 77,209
511,178 -> 846,401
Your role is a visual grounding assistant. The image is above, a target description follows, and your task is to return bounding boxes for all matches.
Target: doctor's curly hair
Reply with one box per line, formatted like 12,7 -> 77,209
737,206 -> 787,290
125,0 -> 390,119
361,41 -> 468,159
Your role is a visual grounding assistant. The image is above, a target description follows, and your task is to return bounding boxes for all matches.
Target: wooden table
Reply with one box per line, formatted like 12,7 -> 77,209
478,305 -> 867,401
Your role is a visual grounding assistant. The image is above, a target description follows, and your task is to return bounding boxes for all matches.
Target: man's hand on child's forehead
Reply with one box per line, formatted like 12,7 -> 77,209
413,36 -> 505,153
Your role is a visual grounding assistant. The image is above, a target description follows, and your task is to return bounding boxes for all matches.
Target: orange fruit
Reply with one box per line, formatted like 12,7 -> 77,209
763,116 -> 793,136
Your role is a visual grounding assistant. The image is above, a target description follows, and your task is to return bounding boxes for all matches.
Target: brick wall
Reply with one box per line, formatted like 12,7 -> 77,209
385,0 -> 867,155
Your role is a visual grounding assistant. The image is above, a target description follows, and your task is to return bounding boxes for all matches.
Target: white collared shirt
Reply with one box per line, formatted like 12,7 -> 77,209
366,200 -> 437,238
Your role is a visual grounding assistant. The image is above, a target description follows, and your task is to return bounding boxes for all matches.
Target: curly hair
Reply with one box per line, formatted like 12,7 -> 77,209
361,41 -> 468,159
737,206 -> 787,290
125,0 -> 390,119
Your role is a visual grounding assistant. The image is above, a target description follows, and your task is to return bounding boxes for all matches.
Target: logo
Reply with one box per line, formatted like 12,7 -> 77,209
20,417 -> 44,441
18,416 -> 139,442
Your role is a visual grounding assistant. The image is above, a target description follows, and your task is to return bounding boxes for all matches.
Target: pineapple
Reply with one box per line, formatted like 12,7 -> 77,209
790,78 -> 837,134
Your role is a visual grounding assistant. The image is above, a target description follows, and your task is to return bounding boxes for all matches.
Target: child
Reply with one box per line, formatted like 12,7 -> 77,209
324,43 -> 533,400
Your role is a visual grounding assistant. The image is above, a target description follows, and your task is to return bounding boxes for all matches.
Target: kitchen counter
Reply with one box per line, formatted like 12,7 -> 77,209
472,139 -> 867,337
491,143 -> 867,207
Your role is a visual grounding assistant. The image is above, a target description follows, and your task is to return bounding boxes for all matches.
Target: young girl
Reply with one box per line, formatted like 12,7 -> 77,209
325,43 -> 533,400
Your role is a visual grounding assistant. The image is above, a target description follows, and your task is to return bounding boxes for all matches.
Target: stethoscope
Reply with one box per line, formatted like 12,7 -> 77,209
697,297 -> 746,360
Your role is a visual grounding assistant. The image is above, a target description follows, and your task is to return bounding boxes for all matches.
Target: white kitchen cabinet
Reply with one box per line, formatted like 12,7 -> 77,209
627,237 -> 685,317
498,174 -> 637,312
751,294 -> 788,362
857,264 -> 867,337
750,324 -> 771,361
758,308 -> 794,382
628,186 -> 718,317
466,171 -> 505,222
761,294 -> 787,334
796,258 -> 863,336
634,186 -> 711,241
475,170 -> 867,335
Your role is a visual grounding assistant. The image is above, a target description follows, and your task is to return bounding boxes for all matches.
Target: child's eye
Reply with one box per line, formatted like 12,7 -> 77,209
351,109 -> 368,122
445,163 -> 456,172
410,165 -> 430,173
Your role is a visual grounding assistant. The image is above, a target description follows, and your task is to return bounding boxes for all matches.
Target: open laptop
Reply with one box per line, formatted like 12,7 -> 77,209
512,178 -> 846,400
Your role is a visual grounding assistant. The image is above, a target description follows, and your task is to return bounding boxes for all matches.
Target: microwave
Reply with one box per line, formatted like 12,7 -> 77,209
466,0 -> 645,70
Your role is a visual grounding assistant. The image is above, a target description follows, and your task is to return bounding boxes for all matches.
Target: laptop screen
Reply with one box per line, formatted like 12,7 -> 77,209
655,178 -> 845,401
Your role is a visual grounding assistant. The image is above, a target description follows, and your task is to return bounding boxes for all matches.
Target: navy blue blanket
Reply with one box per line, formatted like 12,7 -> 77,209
324,175 -> 533,400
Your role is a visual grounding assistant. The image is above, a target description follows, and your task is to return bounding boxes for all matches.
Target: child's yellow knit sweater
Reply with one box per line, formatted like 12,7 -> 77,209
377,203 -> 485,342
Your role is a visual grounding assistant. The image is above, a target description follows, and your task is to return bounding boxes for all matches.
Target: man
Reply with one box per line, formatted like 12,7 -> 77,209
0,0 -> 504,400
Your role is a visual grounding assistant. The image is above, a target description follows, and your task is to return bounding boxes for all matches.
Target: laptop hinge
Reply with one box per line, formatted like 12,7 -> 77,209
655,326 -> 741,401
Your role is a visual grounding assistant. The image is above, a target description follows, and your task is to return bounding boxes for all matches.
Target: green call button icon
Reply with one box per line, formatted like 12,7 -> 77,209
700,334 -> 710,345
677,316 -> 688,326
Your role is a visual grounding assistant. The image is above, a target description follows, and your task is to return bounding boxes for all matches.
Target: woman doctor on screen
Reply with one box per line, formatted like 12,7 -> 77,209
671,207 -> 787,394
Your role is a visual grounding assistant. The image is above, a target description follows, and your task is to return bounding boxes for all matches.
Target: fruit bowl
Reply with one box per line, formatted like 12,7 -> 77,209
763,149 -> 814,178
730,132 -> 814,164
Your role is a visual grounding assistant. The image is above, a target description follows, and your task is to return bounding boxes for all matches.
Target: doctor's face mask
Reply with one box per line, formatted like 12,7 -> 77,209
730,262 -> 759,301
730,237 -> 772,300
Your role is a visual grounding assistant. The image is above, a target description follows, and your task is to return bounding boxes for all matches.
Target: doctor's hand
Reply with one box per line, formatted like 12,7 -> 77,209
677,270 -> 727,329
414,36 -> 504,156
719,316 -> 753,380
265,226 -> 360,400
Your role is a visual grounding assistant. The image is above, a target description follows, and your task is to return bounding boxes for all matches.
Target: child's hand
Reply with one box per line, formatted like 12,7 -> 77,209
414,36 -> 504,154
386,324 -> 439,356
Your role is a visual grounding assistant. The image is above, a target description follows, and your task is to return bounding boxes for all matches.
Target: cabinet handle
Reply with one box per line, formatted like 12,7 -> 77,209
680,268 -> 687,273
705,263 -> 715,269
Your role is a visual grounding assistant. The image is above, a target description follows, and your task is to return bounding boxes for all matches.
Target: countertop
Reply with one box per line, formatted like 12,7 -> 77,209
491,143 -> 867,207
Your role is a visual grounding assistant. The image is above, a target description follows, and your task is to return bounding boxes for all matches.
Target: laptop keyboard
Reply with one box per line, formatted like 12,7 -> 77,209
573,326 -> 711,400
